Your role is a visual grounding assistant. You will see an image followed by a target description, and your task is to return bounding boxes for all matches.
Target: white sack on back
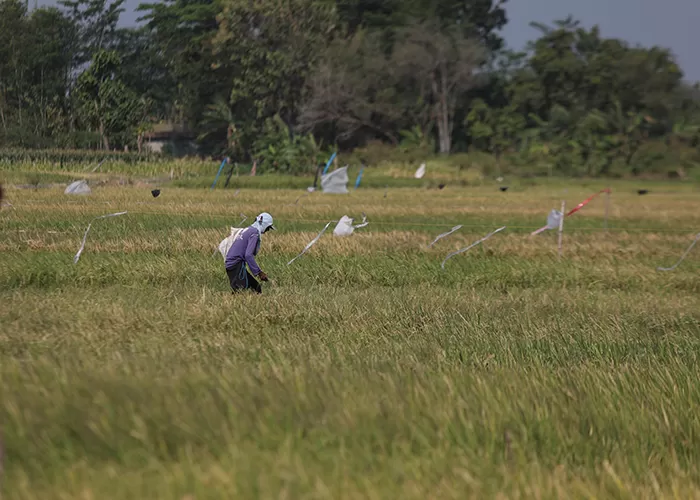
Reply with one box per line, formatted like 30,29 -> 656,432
218,227 -> 245,260
321,166 -> 349,194
414,163 -> 426,179
65,180 -> 91,195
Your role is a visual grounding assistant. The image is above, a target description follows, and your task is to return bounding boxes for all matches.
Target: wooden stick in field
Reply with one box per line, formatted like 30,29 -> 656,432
287,221 -> 334,265
657,232 -> 700,271
440,226 -> 506,269
558,200 -> 566,261
428,225 -> 462,248
0,426 -> 4,500
73,211 -> 128,264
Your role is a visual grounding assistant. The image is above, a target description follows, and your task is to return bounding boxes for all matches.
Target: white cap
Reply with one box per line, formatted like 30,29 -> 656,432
255,212 -> 275,232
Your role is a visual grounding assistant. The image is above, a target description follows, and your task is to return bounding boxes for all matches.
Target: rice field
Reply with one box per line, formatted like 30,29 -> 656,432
1,178 -> 700,499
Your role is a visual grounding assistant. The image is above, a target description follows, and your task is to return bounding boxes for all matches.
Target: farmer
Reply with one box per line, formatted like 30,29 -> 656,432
225,212 -> 275,293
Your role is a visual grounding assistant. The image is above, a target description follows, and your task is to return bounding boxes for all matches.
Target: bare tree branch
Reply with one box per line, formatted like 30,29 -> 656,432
391,21 -> 486,153
298,31 -> 401,145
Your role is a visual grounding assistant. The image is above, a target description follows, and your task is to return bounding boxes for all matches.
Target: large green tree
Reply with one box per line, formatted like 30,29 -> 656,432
75,50 -> 142,150
213,0 -> 338,135
0,1 -> 75,144
402,0 -> 508,51
298,30 -> 403,146
335,0 -> 507,51
25,8 -> 76,136
391,21 -> 485,154
511,18 -> 683,130
59,0 -> 125,67
113,26 -> 173,120
137,0 -> 229,128
0,0 -> 31,133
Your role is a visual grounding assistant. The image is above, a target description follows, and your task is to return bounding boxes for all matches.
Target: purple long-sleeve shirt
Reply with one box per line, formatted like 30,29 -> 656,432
225,226 -> 262,275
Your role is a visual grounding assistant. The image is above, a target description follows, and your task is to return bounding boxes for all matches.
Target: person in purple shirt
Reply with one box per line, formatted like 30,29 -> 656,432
225,212 -> 275,293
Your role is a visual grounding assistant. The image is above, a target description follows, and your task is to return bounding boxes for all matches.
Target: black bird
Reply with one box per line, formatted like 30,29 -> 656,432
499,186 -> 509,192
151,189 -> 161,198
637,189 -> 649,195
438,183 -> 446,190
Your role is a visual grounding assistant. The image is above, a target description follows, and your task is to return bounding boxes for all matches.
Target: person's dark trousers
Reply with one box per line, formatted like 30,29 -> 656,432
226,261 -> 262,294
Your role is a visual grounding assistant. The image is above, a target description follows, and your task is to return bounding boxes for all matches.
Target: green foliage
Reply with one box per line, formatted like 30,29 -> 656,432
0,0 -> 75,144
75,50 -> 144,150
137,0 -> 227,127
58,0 -> 125,65
198,96 -> 242,158
252,114 -> 326,174
298,30 -> 404,147
399,125 -> 434,153
212,0 -> 338,155
0,0 -> 697,178
0,148 -> 163,166
340,139 -> 470,167
112,27 -> 173,121
335,0 -> 508,51
463,19 -> 700,177
465,99 -> 525,158
400,0 -> 508,51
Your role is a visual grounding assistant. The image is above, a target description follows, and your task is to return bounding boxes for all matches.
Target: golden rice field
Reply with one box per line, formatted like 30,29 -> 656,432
1,178 -> 700,499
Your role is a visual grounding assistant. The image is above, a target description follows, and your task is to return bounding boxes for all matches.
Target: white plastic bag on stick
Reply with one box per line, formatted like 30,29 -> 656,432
321,166 -> 349,193
414,163 -> 426,179
531,209 -> 564,236
333,216 -> 355,237
547,209 -> 562,230
65,180 -> 91,195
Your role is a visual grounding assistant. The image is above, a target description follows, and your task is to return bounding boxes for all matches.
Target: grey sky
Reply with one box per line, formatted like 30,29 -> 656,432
39,0 -> 700,82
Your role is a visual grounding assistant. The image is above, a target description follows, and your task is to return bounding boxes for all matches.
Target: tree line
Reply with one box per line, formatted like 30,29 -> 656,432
1,0 -> 699,176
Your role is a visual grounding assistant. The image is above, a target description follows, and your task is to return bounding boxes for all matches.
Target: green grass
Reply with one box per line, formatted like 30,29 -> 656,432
4,154 -> 700,192
1,181 -> 700,498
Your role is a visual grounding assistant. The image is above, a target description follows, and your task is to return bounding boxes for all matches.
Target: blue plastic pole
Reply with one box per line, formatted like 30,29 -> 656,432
211,158 -> 228,190
354,168 -> 364,189
322,152 -> 337,175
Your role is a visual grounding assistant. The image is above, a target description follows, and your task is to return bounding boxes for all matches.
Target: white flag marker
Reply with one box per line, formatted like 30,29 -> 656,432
73,211 -> 128,264
288,221 -> 333,265
657,232 -> 700,272
441,226 -> 506,269
428,225 -> 463,248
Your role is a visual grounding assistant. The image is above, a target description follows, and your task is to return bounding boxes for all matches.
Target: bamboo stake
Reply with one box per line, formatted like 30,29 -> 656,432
558,200 -> 566,261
